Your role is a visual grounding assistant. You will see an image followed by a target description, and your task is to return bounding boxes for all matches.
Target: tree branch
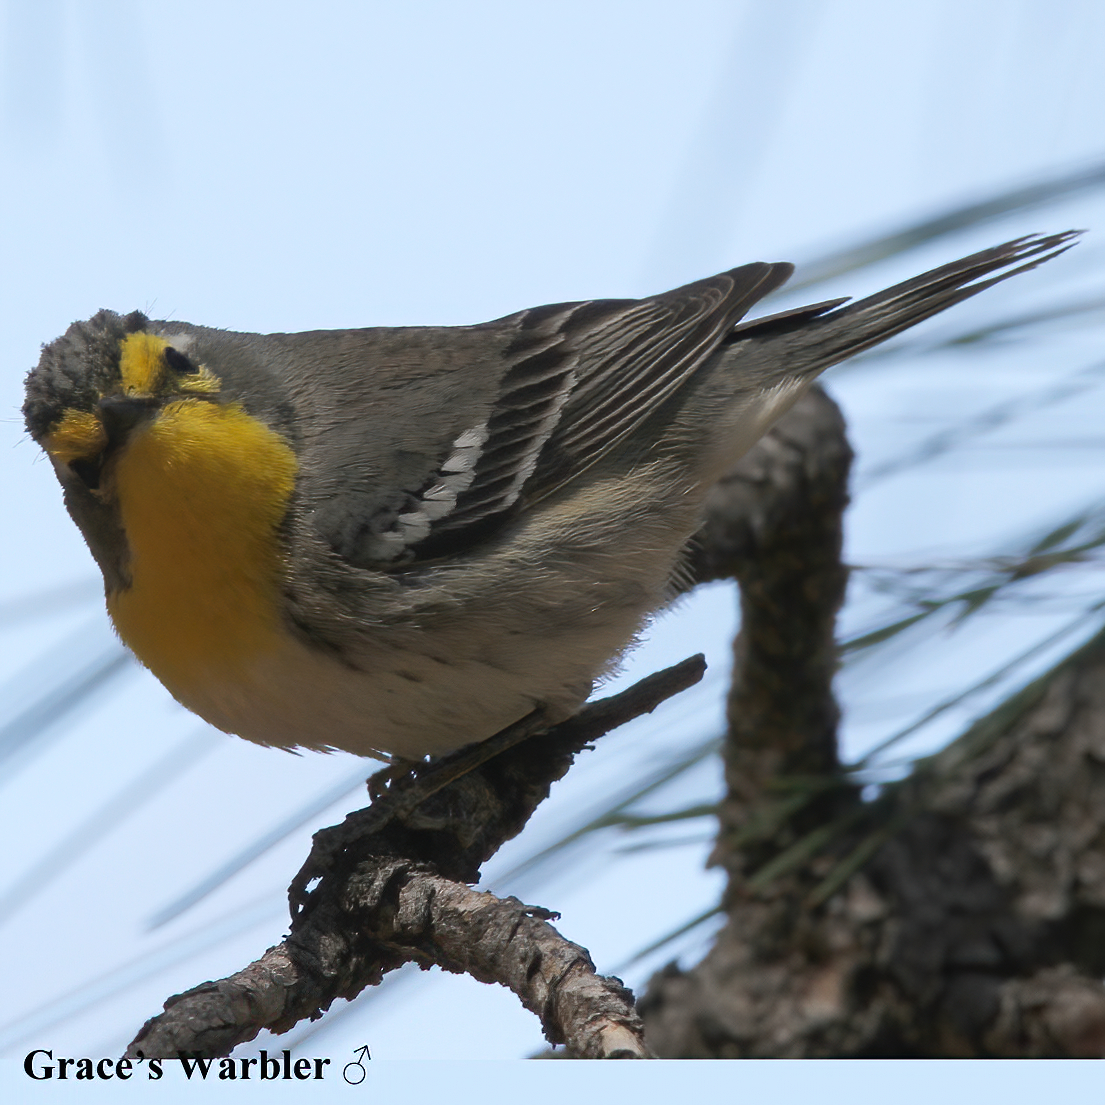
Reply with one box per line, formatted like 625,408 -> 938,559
706,388 -> 850,785
126,656 -> 705,1060
641,386 -> 1105,1058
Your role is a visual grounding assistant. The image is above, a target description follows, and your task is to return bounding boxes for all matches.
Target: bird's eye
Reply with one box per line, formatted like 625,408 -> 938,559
164,346 -> 199,375
69,457 -> 103,491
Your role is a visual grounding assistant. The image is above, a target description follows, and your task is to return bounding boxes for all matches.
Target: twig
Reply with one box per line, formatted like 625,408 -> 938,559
126,655 -> 705,1059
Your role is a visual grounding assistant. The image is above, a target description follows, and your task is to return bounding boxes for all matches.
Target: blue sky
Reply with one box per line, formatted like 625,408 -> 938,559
2,0 -> 1104,1087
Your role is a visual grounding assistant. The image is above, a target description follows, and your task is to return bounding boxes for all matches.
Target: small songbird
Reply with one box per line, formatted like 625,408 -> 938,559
23,233 -> 1077,760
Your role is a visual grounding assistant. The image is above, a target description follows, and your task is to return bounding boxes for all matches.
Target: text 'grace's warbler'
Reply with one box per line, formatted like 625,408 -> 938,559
23,233 -> 1077,760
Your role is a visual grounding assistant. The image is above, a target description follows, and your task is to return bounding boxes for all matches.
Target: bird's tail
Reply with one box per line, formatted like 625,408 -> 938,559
729,230 -> 1081,373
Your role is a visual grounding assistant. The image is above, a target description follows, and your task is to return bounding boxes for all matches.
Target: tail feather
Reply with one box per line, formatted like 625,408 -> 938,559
734,230 -> 1081,371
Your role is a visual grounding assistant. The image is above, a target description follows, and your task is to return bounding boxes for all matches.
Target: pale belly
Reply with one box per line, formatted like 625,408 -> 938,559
156,619 -> 629,760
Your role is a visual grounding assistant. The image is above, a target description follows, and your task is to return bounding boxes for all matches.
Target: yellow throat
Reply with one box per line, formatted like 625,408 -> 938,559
103,334 -> 299,694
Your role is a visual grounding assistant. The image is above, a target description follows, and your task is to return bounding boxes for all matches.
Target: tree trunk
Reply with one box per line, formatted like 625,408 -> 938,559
640,387 -> 1105,1058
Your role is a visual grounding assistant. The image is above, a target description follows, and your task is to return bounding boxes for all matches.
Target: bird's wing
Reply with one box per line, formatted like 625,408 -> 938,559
400,261 -> 794,561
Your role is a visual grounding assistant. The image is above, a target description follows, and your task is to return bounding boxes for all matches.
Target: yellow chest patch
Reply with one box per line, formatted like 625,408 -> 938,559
107,398 -> 298,694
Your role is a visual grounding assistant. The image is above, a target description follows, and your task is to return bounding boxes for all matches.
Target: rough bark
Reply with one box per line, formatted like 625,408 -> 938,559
640,387 -> 1105,1057
693,382 -> 855,870
127,657 -> 705,1060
